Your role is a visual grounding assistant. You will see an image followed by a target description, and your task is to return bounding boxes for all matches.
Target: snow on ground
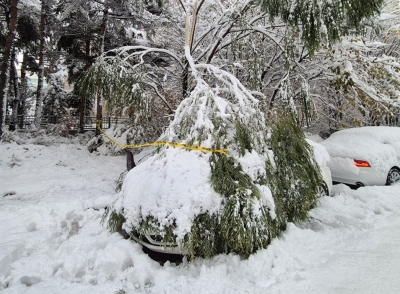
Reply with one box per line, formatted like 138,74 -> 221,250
1,139 -> 400,293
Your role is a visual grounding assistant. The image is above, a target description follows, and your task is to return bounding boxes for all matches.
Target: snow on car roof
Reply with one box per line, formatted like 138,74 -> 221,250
115,147 -> 276,242
321,127 -> 400,173
116,148 -> 223,241
329,126 -> 400,143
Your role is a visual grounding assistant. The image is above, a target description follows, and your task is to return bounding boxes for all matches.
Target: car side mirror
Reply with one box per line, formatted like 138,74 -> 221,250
125,149 -> 136,171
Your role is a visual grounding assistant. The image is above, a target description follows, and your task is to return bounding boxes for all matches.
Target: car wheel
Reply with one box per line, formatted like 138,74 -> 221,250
386,167 -> 400,185
317,183 -> 329,197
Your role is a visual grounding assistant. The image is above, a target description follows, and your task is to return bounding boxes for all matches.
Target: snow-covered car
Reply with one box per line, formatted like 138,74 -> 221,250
320,127 -> 400,187
127,140 -> 332,255
306,139 -> 332,197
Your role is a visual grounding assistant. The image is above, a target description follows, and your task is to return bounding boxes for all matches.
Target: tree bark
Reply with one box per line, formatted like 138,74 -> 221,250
96,6 -> 109,136
9,48 -> 20,131
0,0 -> 19,137
19,51 -> 28,129
34,0 -> 47,130
182,65 -> 189,98
79,39 -> 92,133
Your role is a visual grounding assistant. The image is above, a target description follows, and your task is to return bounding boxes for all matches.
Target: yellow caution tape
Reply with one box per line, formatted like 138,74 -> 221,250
96,120 -> 228,156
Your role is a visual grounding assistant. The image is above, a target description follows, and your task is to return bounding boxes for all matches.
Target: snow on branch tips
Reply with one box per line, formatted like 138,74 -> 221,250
158,46 -> 268,159
106,46 -> 184,70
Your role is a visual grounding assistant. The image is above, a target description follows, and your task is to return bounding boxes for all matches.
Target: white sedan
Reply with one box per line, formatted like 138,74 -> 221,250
306,139 -> 333,197
320,127 -> 400,187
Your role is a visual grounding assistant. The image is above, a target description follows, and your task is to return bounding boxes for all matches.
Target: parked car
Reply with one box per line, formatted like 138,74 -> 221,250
128,140 -> 332,254
320,126 -> 400,187
306,139 -> 333,197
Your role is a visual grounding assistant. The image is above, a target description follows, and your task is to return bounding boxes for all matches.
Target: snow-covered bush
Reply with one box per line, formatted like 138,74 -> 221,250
0,128 -> 93,146
45,124 -> 70,138
87,136 -> 105,154
0,130 -> 15,143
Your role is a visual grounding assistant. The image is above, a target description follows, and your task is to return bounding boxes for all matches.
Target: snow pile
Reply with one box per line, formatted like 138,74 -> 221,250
321,126 -> 400,173
0,140 -> 128,292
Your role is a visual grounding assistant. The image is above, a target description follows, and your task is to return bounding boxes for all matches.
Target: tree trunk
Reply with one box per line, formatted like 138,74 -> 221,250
9,48 -> 20,131
0,0 -> 19,137
34,0 -> 47,130
182,65 -> 189,98
19,52 -> 28,129
79,94 -> 86,133
96,6 -> 109,136
79,39 -> 92,133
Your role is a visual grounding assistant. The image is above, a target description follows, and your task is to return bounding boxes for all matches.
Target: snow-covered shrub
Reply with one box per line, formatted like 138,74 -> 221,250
31,132 -> 54,146
87,136 -> 105,154
74,131 -> 95,146
0,130 -> 15,143
45,124 -> 70,138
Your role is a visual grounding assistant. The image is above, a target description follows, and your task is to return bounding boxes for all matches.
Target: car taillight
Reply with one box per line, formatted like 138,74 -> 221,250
354,160 -> 371,167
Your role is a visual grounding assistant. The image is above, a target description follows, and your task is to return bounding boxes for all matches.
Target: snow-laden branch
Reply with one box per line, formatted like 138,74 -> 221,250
185,45 -> 258,107
105,46 -> 185,69
142,79 -> 173,113
193,12 -> 232,59
193,0 -> 252,63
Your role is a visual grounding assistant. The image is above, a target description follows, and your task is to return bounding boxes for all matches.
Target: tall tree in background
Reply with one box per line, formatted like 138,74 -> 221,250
8,47 -> 19,130
81,0 -> 386,131
95,2 -> 108,135
34,0 -> 47,130
14,3 -> 41,128
2,0 -> 41,131
308,0 -> 400,131
0,0 -> 395,137
56,0 -> 120,132
0,0 -> 19,137
8,4 -> 40,131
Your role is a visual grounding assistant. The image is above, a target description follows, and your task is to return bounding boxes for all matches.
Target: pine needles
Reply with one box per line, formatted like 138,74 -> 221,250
268,111 -> 322,224
102,208 -> 126,233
